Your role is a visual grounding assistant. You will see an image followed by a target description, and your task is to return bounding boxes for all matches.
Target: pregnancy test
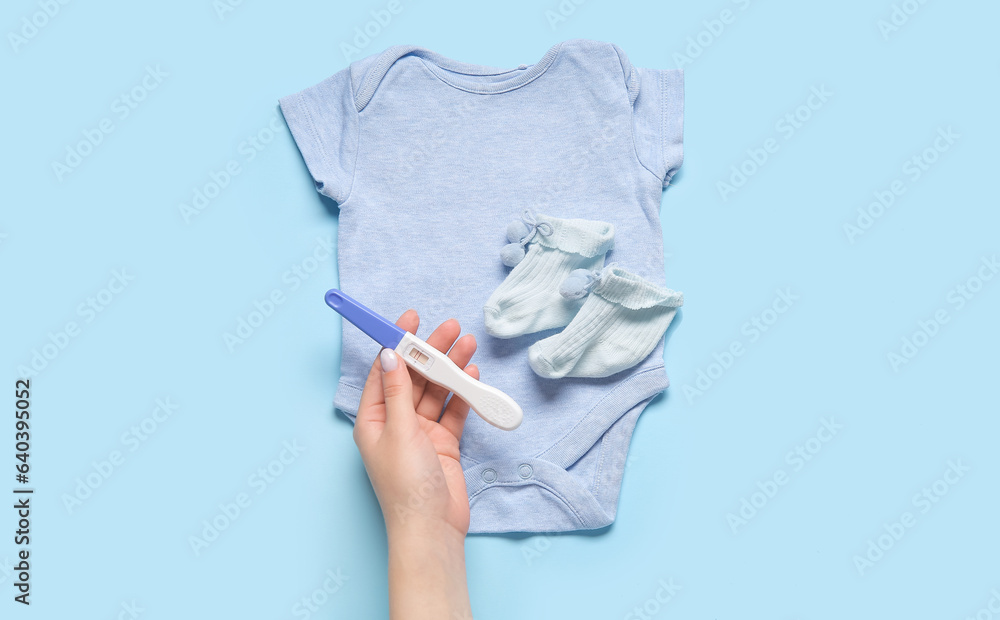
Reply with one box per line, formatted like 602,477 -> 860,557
325,289 -> 523,431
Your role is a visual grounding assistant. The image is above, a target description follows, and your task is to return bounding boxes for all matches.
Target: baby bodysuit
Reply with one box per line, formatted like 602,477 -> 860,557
279,39 -> 683,534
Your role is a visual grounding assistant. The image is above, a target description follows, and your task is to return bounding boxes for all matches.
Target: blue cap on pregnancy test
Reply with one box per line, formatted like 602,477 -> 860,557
325,289 -> 406,349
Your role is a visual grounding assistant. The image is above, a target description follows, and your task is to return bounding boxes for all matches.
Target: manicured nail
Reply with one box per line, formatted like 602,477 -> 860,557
380,348 -> 398,372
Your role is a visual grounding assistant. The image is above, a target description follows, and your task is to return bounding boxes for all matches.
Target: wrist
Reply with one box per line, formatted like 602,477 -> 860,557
386,514 -> 471,620
387,513 -> 466,551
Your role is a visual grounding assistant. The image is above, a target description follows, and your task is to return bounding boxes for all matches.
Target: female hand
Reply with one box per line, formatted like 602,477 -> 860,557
353,310 -> 478,619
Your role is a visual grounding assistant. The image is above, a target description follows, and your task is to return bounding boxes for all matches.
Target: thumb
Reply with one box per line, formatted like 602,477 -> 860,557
379,348 -> 417,431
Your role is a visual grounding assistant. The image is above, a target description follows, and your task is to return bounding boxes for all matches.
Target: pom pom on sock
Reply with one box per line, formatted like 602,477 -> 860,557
499,209 -> 554,267
506,220 -> 530,244
559,268 -> 599,300
501,243 -> 527,267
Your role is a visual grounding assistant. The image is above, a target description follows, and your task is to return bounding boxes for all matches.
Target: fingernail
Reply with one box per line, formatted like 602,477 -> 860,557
380,348 -> 398,372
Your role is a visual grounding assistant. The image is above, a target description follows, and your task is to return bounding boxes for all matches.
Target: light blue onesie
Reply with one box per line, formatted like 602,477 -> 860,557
279,39 -> 683,533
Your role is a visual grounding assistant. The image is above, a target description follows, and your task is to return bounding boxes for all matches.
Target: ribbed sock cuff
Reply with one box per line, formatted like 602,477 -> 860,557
534,214 -> 615,258
592,266 -> 683,310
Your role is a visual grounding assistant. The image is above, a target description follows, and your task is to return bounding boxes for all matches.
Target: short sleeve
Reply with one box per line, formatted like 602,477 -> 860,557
279,69 -> 360,204
631,67 -> 684,187
610,44 -> 684,188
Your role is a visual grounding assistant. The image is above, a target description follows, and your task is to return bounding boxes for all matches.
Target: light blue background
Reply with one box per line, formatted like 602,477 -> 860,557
3,0 -> 998,618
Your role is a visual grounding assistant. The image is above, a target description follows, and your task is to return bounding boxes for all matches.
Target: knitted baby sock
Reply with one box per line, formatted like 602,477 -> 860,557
527,263 -> 683,379
483,210 -> 615,339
